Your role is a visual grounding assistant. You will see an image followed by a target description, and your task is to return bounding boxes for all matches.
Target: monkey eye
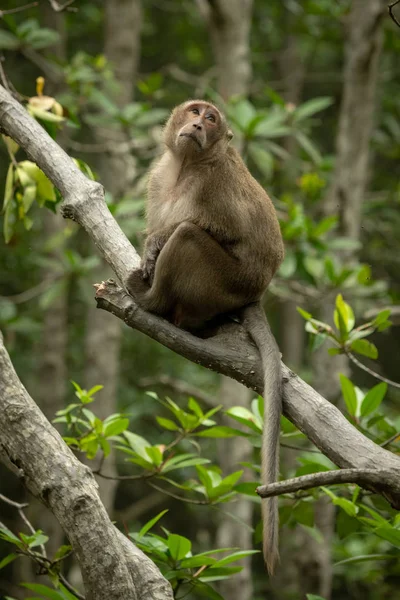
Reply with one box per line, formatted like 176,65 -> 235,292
206,114 -> 216,123
190,107 -> 200,115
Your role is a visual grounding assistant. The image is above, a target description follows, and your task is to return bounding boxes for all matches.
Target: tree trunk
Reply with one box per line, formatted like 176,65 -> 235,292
84,0 -> 142,514
216,378 -> 253,600
196,0 -> 253,99
325,0 -> 385,235
308,2 -> 385,597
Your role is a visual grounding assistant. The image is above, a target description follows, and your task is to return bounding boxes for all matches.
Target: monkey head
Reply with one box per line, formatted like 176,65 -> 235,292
164,100 -> 233,157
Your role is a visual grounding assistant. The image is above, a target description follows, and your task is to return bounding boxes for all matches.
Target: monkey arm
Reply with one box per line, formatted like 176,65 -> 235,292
141,224 -> 180,283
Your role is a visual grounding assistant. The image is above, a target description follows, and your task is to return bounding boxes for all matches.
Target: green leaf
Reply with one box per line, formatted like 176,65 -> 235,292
99,437 -> 111,457
335,554 -> 395,566
328,348 -> 342,356
196,426 -> 243,438
297,307 -> 312,320
3,197 -> 16,243
279,251 -> 297,278
230,99 -> 256,131
0,30 -> 20,50
161,456 -> 210,473
313,215 -> 337,237
28,532 -> 49,548
225,406 -> 262,432
374,526 -> 400,548
138,510 -> 168,539
87,385 -> 104,397
167,534 -> 191,560
188,396 -> 203,418
339,374 -> 357,416
0,525 -> 20,544
199,566 -> 242,581
350,339 -> 378,360
3,164 -> 15,211
21,583 -> 64,599
104,418 -> 129,437
307,595 -> 326,600
322,487 -> 358,517
294,131 -> 322,163
192,581 -> 224,600
372,309 -> 391,327
53,544 -> 72,561
248,144 -> 274,179
123,431 -> 151,460
25,28 -> 60,50
293,96 -> 333,121
29,106 -> 65,123
145,446 -> 163,466
0,553 -> 17,569
213,550 -> 259,566
234,482 -> 259,495
334,294 -> 355,338
360,383 -> 387,417
304,256 -> 324,279
156,416 -> 179,431
253,112 -> 289,138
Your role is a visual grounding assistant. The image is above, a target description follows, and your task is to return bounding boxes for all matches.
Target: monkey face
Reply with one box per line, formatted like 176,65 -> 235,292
166,101 -> 230,156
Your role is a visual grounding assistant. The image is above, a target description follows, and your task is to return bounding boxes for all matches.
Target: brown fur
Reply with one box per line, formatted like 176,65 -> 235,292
126,100 -> 284,573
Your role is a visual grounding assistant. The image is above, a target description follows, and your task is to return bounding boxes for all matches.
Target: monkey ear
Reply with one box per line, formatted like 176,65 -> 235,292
227,129 -> 234,141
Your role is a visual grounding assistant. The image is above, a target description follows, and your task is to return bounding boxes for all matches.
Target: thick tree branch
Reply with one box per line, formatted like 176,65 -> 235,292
1,83 -> 400,512
257,469 -> 400,499
0,331 -> 173,600
93,280 -> 400,510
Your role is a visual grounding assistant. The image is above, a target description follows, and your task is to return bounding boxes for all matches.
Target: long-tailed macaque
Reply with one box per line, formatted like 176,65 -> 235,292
127,100 -> 284,574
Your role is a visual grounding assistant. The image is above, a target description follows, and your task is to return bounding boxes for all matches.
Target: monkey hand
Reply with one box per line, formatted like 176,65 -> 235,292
141,235 -> 162,284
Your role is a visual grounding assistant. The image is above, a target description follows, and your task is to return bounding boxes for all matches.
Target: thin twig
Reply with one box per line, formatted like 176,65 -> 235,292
146,480 -> 208,505
389,1 -> 400,28
0,276 -> 60,304
48,0 -> 77,12
59,573 -> 85,600
0,2 -> 38,17
346,352 -> 400,389
138,374 -> 218,408
257,468 -> 399,498
0,57 -> 10,92
0,493 -> 28,509
93,470 -> 155,481
0,494 -> 47,557
280,443 -> 321,453
380,432 -> 400,448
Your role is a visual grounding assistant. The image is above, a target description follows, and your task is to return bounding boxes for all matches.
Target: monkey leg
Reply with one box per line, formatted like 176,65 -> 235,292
141,221 -> 246,328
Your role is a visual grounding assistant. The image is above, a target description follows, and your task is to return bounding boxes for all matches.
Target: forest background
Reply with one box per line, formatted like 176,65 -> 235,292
0,1 -> 400,600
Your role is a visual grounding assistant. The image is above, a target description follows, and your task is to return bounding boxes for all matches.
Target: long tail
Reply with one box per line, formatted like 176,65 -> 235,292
242,303 -> 282,575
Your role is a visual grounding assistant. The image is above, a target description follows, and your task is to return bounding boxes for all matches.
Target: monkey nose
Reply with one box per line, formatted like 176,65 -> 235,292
193,123 -> 202,130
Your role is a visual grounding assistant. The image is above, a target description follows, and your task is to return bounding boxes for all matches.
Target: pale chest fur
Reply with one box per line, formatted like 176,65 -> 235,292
147,152 -> 211,232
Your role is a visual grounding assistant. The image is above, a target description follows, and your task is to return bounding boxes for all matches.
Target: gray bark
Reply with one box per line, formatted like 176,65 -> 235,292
325,0 -> 386,236
0,331 -> 173,600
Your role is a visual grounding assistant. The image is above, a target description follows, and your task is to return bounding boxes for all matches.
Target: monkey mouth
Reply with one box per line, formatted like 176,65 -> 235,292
179,132 -> 203,149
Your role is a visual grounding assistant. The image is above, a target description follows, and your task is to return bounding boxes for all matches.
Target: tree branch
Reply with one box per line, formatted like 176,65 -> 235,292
257,468 -> 400,499
0,83 -> 400,514
389,1 -> 400,28
0,330 -> 173,600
